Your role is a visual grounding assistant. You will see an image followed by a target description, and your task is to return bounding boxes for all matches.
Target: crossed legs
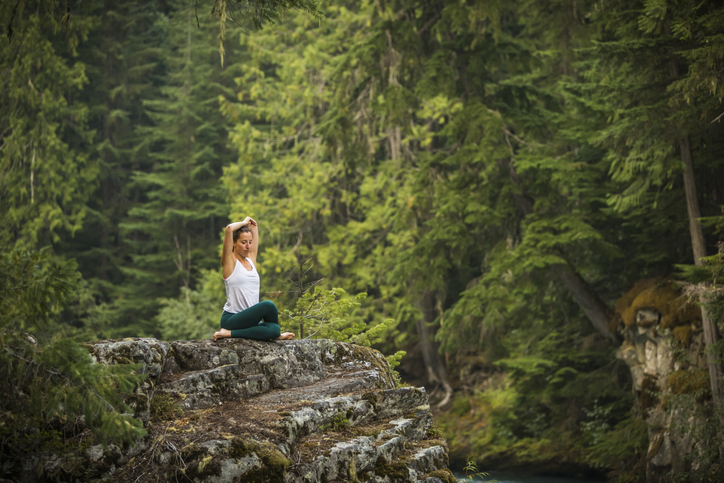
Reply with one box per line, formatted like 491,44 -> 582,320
214,301 -> 295,341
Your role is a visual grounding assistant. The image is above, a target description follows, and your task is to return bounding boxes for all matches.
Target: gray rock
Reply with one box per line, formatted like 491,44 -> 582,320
616,292 -> 717,481
75,337 -> 448,483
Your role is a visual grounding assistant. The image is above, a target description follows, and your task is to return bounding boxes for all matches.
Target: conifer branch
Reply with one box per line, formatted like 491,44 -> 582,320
5,346 -> 121,414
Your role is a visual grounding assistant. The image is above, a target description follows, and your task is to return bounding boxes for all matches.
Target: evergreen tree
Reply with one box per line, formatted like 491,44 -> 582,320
580,0 -> 724,405
0,0 -> 98,248
117,0 -> 242,336
0,247 -> 146,479
53,0 -> 171,336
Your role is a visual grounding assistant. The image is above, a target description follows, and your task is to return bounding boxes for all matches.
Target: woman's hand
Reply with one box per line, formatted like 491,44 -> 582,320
226,217 -> 256,232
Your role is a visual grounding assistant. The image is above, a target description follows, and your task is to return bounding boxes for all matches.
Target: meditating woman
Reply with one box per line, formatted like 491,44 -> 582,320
213,217 -> 294,341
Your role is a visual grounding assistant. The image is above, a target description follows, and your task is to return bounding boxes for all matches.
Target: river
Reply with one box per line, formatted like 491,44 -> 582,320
452,470 -> 603,483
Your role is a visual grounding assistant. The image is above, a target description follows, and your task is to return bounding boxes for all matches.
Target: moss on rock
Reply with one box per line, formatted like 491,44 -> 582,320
230,437 -> 256,458
614,278 -> 700,331
180,442 -> 206,461
672,325 -> 693,347
185,454 -> 221,479
150,393 -> 183,421
114,344 -> 135,365
374,457 -> 409,481
424,469 -> 457,483
361,391 -> 380,410
229,437 -> 291,482
668,369 -> 710,398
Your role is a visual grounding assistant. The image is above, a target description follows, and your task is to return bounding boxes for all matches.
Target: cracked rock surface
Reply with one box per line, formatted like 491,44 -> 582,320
84,337 -> 454,483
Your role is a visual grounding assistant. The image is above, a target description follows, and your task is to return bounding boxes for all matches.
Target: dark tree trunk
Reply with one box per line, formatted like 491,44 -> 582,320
552,264 -> 617,342
680,136 -> 707,264
679,135 -> 723,407
416,292 -> 453,408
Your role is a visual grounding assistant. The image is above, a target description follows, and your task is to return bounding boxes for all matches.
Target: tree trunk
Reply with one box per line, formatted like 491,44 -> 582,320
552,263 -> 618,342
679,135 -> 723,406
680,136 -> 707,264
416,292 -> 453,408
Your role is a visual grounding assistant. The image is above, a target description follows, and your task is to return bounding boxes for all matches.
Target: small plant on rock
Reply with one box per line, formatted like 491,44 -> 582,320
321,411 -> 351,432
458,458 -> 493,482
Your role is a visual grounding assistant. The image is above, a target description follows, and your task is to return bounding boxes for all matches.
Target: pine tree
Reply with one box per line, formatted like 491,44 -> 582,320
115,0 -> 241,336
0,246 -> 146,479
580,0 -> 724,405
0,0 -> 98,248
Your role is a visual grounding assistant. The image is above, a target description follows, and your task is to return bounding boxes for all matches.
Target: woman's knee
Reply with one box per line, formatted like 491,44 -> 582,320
259,300 -> 277,314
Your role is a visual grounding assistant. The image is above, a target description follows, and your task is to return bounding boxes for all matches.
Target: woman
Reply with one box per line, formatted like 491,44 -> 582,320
213,217 -> 295,341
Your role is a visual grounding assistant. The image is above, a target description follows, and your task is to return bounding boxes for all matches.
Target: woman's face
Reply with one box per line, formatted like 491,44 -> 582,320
234,232 -> 253,255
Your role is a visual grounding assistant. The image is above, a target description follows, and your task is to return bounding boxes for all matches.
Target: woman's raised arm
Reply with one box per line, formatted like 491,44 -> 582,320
248,218 -> 259,264
221,217 -> 254,278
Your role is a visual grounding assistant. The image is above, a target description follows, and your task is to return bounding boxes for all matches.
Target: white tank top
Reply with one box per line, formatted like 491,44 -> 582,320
222,258 -> 260,313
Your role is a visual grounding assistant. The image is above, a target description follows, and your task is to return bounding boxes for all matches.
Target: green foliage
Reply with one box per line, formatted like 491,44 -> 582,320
458,459 -> 492,483
156,287 -> 220,341
386,349 -> 407,387
0,247 -> 146,474
583,416 -> 648,471
318,411 -> 350,433
2,0 -> 724,478
0,247 -> 79,331
108,0 -> 241,336
0,0 -> 98,247
386,350 -> 406,370
667,391 -> 724,481
157,269 -> 226,341
674,215 -> 724,478
284,287 -> 394,345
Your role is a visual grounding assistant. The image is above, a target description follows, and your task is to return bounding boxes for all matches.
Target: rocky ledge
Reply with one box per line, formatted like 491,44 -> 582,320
613,278 -> 717,481
82,337 -> 454,483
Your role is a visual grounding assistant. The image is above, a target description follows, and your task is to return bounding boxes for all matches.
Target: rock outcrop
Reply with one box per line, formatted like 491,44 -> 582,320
80,337 -> 453,483
614,278 -> 717,481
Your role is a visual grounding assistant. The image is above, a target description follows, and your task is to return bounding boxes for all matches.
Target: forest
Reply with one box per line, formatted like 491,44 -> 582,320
1,0 -> 724,481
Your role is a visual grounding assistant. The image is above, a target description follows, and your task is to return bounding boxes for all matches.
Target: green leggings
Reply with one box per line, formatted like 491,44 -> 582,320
220,300 -> 281,341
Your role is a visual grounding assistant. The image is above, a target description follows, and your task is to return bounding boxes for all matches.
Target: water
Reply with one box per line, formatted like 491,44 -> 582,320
452,470 -> 600,483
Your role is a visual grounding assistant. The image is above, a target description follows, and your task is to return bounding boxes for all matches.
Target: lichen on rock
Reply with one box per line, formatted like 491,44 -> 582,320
614,278 -> 716,481
22,337 -> 449,483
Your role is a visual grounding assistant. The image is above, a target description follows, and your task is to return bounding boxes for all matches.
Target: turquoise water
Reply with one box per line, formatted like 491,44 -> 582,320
452,471 -> 601,483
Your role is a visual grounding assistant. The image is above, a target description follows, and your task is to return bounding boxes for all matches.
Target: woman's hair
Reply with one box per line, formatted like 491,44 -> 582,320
233,226 -> 252,243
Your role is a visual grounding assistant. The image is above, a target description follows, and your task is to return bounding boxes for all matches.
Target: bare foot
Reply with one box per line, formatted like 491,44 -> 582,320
213,328 -> 231,341
276,332 -> 295,340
